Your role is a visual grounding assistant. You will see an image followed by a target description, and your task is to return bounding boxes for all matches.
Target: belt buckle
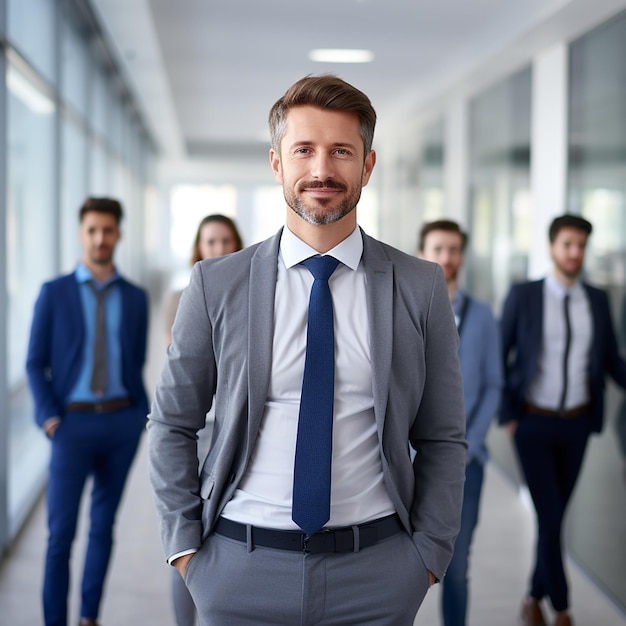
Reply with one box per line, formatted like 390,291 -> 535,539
302,529 -> 334,554
94,402 -> 105,413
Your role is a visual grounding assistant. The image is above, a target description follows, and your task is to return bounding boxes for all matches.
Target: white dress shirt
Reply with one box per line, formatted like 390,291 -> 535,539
221,226 -> 395,529
526,275 -> 592,410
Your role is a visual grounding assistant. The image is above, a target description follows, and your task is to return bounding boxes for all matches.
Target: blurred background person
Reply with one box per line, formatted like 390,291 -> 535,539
165,214 -> 244,344
418,219 -> 502,626
165,213 -> 243,626
26,197 -> 149,626
499,214 -> 626,626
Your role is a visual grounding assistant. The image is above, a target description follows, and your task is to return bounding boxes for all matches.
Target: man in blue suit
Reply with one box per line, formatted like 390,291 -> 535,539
419,220 -> 502,626
500,214 -> 626,626
26,197 -> 149,626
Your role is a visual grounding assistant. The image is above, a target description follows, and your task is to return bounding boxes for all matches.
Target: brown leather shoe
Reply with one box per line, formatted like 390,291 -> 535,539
520,596 -> 547,626
554,611 -> 573,626
79,619 -> 102,626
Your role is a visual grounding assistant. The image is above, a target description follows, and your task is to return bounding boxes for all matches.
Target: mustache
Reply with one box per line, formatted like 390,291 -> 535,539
299,179 -> 347,191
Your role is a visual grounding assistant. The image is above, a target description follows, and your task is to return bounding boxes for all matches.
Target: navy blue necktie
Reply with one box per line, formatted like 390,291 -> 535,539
292,255 -> 340,536
559,294 -> 571,412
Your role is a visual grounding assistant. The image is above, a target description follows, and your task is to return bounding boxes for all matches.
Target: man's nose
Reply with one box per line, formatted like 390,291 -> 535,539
311,153 -> 335,179
439,250 -> 451,264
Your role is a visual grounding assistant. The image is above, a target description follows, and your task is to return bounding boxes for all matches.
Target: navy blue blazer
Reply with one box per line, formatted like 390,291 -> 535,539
26,271 -> 149,428
500,279 -> 626,433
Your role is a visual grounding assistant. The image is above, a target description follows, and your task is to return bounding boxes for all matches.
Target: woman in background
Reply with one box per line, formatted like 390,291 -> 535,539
165,213 -> 243,626
165,214 -> 243,342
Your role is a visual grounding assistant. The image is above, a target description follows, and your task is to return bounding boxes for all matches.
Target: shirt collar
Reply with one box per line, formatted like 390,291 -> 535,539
75,263 -> 119,287
545,273 -> 583,299
280,225 -> 363,271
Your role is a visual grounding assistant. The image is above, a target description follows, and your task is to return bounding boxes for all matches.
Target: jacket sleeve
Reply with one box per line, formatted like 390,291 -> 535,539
147,263 -> 217,561
131,286 -> 149,371
598,289 -> 626,389
465,304 -> 503,461
498,285 -> 520,424
125,284 -> 150,412
26,283 -> 61,428
408,264 -> 467,580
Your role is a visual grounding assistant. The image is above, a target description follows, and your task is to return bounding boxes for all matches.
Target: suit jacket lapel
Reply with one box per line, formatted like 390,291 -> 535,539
583,283 -> 601,373
362,233 -> 393,433
247,230 -> 281,452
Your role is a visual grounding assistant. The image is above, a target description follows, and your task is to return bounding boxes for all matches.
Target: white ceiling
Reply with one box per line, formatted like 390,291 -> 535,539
89,0 -> 624,161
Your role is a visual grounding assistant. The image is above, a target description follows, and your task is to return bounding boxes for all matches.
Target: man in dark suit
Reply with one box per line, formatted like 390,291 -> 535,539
500,214 -> 626,626
148,75 -> 467,625
26,197 -> 149,626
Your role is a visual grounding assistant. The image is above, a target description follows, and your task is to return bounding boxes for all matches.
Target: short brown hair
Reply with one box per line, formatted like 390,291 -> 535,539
268,74 -> 376,156
418,220 -> 468,252
548,214 -> 592,242
79,197 -> 123,224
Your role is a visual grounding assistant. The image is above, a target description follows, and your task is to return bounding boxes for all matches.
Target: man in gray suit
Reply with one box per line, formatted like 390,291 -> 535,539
148,75 -> 466,625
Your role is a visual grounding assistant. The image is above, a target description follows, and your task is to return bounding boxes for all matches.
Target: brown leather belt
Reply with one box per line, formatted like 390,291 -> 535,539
66,398 -> 133,413
524,402 -> 591,418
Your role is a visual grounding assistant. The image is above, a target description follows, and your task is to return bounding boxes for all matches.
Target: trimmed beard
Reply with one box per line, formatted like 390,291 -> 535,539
284,179 -> 361,226
553,258 -> 583,280
89,248 -> 114,265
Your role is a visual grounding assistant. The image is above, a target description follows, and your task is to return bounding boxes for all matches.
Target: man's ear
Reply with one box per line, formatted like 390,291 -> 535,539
270,149 -> 283,184
361,150 -> 376,186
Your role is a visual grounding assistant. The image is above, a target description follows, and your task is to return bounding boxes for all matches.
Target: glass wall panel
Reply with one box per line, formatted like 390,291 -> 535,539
6,59 -> 56,531
60,114 -> 88,272
467,66 -> 532,314
468,66 -> 532,483
109,93 -> 124,157
60,3 -> 89,117
168,184 -> 238,286
89,138 -> 110,195
7,0 -> 56,83
567,11 -> 626,611
91,65 -> 109,139
252,186 -> 288,243
111,156 -> 134,273
416,119 -> 445,223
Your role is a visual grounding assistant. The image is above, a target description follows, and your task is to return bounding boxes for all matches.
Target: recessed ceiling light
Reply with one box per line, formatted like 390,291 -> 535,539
309,49 -> 374,63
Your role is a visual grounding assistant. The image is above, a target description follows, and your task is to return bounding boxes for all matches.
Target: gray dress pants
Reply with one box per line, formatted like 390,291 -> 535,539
184,528 -> 430,626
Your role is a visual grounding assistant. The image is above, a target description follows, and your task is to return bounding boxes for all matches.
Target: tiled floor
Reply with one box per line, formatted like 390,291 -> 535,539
1,443 -> 624,625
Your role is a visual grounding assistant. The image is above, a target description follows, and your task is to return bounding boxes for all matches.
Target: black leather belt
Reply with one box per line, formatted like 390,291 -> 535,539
66,398 -> 133,413
524,402 -> 591,418
214,514 -> 403,553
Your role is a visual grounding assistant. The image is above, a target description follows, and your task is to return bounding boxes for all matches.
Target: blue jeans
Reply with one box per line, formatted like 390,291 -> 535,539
441,459 -> 484,626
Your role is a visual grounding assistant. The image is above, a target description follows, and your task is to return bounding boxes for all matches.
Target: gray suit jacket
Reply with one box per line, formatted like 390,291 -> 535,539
148,228 -> 466,579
